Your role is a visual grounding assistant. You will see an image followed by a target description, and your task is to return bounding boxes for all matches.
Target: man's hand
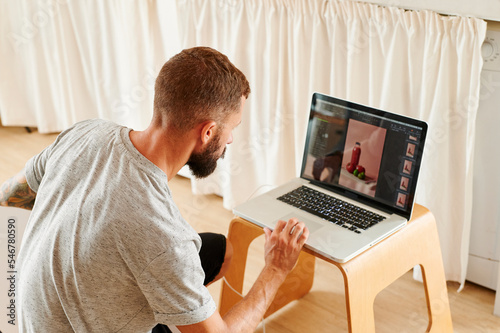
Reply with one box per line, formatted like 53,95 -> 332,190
177,218 -> 309,333
0,169 -> 36,210
263,218 -> 309,277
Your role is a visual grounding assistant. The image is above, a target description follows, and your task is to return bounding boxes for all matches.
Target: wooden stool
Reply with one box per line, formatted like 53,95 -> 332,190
219,204 -> 453,332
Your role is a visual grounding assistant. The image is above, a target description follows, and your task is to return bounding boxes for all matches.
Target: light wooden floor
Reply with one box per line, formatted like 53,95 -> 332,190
1,126 -> 500,332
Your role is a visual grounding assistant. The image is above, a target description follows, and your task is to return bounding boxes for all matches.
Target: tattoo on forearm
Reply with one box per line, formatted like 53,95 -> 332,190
0,173 -> 36,210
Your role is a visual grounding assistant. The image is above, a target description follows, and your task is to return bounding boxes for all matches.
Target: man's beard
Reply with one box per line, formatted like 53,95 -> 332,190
186,134 -> 226,179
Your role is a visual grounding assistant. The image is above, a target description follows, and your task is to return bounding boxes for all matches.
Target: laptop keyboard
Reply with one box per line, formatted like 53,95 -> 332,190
277,186 -> 386,234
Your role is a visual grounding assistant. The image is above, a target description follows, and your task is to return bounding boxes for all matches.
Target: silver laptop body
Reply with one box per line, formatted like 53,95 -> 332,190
233,93 -> 428,263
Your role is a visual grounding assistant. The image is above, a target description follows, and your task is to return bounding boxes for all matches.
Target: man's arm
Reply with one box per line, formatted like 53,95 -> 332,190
178,218 -> 309,333
0,169 -> 36,210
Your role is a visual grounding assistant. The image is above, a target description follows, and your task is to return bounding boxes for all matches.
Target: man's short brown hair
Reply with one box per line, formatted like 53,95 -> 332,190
153,47 -> 251,131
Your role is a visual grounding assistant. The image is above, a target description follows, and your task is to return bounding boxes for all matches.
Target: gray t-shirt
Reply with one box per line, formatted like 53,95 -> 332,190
18,119 -> 216,332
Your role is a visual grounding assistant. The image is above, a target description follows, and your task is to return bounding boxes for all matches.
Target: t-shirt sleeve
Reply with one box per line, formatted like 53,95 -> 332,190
137,239 -> 217,326
24,122 -> 82,193
25,144 -> 53,193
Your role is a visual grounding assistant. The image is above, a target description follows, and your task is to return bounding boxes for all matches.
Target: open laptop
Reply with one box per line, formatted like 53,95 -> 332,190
233,93 -> 428,263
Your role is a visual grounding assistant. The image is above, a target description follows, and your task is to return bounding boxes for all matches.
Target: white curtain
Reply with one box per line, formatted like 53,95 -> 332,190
177,0 -> 486,285
0,0 -> 180,133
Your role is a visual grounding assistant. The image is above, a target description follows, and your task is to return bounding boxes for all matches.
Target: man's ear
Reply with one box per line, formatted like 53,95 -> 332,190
199,120 -> 217,145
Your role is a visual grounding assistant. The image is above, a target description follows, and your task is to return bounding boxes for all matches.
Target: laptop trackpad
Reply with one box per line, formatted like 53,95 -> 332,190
277,212 -> 325,234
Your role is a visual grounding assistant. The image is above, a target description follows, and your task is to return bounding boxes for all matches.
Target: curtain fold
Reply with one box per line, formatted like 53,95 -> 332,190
177,0 -> 486,284
0,0 -> 180,132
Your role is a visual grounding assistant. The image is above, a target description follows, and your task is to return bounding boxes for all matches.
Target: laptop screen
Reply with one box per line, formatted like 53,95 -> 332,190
300,93 -> 427,219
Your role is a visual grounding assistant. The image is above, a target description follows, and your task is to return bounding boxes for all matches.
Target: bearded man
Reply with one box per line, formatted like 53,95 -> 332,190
0,46 -> 308,333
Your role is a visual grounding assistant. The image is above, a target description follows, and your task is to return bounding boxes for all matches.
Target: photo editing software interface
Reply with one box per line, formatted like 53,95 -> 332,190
301,96 -> 425,214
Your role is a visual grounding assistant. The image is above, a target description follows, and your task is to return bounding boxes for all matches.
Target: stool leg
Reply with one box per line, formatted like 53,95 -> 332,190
419,225 -> 453,332
337,206 -> 452,333
219,218 -> 264,316
341,270 -> 377,332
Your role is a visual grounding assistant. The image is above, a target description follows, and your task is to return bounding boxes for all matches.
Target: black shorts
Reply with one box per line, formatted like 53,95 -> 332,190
151,232 -> 227,333
198,232 -> 227,285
